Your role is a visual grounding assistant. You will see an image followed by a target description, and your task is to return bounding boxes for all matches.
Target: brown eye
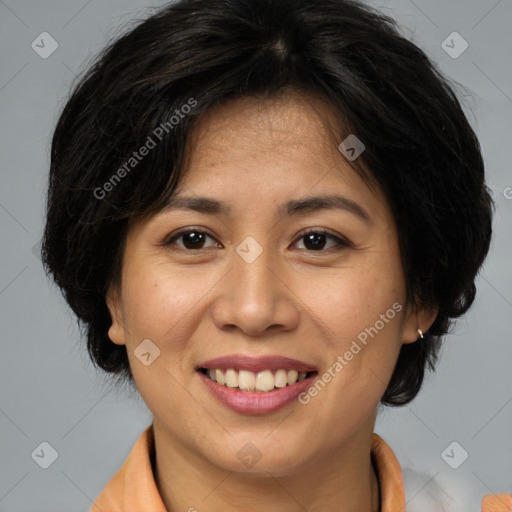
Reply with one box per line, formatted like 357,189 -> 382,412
294,230 -> 352,252
163,228 -> 351,253
165,229 -> 219,250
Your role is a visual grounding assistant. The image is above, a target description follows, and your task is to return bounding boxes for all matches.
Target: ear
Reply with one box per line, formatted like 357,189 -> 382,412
105,284 -> 126,346
401,300 -> 438,344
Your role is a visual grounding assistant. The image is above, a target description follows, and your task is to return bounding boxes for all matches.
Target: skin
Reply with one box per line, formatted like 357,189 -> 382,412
106,89 -> 437,512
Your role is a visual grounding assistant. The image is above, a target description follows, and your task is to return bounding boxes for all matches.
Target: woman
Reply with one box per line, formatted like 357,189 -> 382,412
42,0 -> 499,510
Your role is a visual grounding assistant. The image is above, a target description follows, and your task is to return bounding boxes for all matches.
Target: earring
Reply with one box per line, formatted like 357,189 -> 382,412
417,328 -> 424,339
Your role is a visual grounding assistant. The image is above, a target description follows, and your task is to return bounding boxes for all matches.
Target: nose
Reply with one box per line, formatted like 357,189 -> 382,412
211,241 -> 300,337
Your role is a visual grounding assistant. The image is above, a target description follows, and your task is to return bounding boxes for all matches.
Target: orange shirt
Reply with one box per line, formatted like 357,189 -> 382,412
90,424 -> 508,512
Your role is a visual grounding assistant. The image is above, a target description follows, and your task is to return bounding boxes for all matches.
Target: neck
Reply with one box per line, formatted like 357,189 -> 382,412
152,414 -> 381,512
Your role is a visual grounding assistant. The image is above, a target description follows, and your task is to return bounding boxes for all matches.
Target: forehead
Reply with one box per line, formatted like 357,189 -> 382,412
184,90 -> 343,167
169,91 -> 389,223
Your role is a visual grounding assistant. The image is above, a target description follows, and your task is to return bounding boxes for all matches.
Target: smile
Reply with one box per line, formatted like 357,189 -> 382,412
199,367 -> 314,392
196,354 -> 319,414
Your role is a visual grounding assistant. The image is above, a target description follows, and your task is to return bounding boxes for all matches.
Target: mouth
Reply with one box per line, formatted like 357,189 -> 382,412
195,354 -> 319,414
198,367 -> 317,392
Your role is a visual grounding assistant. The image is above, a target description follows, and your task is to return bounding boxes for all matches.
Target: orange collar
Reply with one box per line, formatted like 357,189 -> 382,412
91,425 -> 406,511
371,432 -> 406,511
91,424 -> 166,511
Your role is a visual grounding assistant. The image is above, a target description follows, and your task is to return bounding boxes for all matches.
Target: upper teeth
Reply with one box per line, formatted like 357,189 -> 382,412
205,368 -> 308,392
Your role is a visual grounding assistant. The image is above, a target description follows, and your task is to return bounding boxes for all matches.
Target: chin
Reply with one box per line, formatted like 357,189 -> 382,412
204,437 -> 310,476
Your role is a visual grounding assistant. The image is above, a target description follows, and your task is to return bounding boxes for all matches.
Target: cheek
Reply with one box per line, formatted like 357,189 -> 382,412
118,280 -> 191,393
295,248 -> 405,395
122,268 -> 200,339
119,272 -> 198,414
301,264 -> 404,340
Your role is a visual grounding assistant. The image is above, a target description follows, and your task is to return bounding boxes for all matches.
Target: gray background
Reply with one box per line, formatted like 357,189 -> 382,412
0,0 -> 511,510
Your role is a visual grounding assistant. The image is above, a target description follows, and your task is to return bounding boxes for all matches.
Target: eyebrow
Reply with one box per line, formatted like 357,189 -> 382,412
163,194 -> 372,223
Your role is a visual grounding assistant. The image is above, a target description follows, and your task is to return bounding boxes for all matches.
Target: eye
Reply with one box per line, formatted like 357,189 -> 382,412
163,228 -> 352,252
164,228 -> 221,250
293,229 -> 352,252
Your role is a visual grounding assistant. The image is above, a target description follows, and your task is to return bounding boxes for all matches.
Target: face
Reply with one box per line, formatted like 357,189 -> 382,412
107,90 -> 433,475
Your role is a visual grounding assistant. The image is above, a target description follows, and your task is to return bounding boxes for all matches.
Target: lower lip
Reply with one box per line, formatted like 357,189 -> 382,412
198,371 -> 317,414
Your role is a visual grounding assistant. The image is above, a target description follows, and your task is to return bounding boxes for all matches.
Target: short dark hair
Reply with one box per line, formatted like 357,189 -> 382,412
42,0 -> 493,405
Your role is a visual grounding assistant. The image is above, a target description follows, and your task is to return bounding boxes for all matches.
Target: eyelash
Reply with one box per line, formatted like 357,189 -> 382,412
162,227 -> 353,253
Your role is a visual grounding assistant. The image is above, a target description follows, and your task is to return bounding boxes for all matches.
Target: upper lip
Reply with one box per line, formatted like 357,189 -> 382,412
197,354 -> 317,373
